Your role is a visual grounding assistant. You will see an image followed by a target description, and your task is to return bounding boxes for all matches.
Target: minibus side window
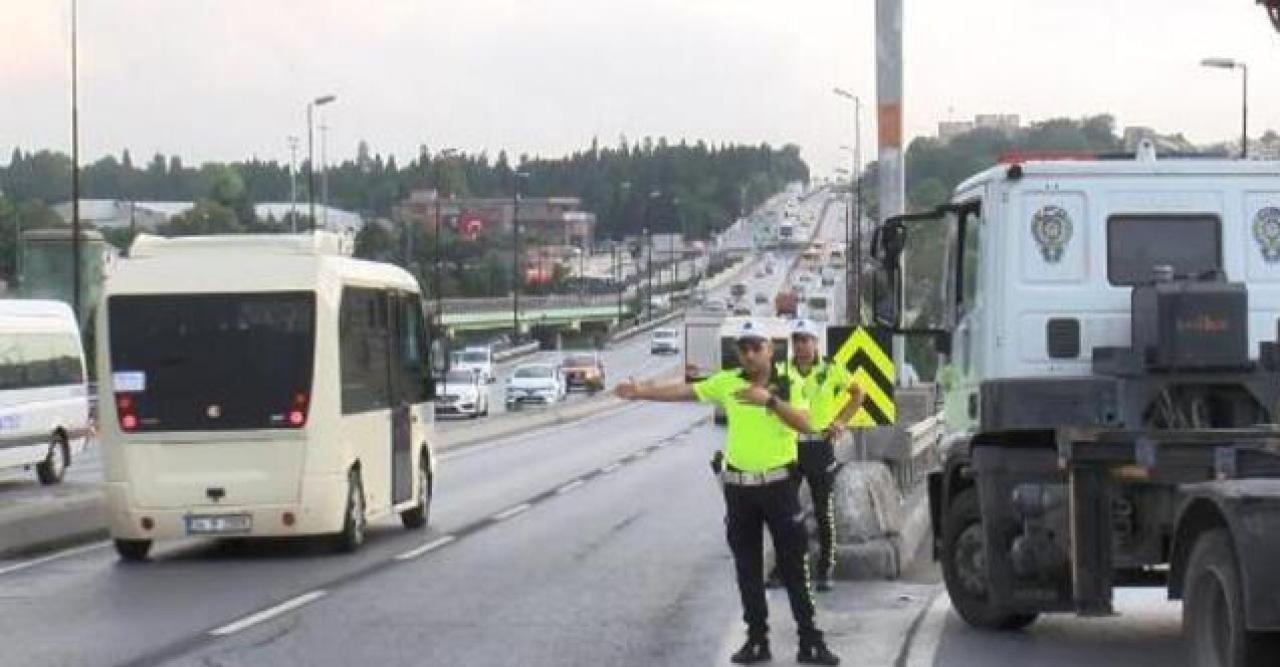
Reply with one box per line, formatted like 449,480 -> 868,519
340,288 -> 393,414
396,296 -> 430,404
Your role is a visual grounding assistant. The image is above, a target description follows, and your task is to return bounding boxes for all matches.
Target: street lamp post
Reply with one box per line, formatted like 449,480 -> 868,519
70,0 -> 82,321
834,87 -> 864,323
434,148 -> 457,321
1201,58 -> 1249,159
306,94 -> 336,231
512,170 -> 530,341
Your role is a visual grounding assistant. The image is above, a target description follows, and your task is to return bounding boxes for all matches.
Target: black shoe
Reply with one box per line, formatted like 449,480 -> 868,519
797,639 -> 840,665
815,573 -> 833,592
730,638 -> 772,664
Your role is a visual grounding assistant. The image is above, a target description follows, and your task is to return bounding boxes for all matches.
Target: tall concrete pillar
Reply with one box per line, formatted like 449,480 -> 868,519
876,0 -> 909,381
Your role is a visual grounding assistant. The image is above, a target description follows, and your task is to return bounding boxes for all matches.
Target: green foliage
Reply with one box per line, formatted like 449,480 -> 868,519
163,199 -> 243,236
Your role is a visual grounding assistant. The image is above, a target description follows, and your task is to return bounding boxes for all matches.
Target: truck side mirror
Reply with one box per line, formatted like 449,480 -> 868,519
934,330 -> 953,356
871,265 -> 899,328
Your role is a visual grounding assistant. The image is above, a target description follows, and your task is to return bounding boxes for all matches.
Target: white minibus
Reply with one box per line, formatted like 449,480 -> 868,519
0,300 -> 90,485
98,233 -> 439,561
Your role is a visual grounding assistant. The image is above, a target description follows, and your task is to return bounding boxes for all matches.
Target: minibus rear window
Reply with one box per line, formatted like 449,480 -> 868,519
108,292 -> 315,431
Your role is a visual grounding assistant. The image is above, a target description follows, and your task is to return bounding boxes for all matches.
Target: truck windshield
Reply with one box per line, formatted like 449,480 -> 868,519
1107,215 -> 1221,285
108,292 -> 316,431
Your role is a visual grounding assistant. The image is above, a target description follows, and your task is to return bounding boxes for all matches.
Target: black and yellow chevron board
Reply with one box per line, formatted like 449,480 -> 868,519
826,325 -> 895,426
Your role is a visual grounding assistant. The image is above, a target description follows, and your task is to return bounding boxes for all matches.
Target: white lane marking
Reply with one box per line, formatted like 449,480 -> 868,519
905,590 -> 951,667
0,540 -> 110,577
556,479 -> 586,495
492,503 -> 532,521
600,462 -> 622,474
393,535 -> 457,561
209,590 -> 328,636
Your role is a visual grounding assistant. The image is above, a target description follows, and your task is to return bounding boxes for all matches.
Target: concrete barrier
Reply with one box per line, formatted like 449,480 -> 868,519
827,405 -> 944,579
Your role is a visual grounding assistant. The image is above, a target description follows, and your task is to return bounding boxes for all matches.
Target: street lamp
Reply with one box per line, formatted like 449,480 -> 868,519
512,170 -> 531,341
69,0 -> 82,320
434,148 -> 458,319
645,190 -> 661,320
1201,58 -> 1249,158
834,86 -> 865,323
307,94 -> 337,231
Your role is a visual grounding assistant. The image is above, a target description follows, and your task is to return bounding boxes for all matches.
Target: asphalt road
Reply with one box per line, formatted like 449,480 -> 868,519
0,401 -> 741,667
918,588 -> 1184,667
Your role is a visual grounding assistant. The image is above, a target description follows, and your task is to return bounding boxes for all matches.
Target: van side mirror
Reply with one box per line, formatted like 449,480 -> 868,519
934,331 -> 953,356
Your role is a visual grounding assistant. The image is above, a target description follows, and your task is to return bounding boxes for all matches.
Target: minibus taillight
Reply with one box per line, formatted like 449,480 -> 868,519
116,393 -> 139,431
287,392 -> 308,428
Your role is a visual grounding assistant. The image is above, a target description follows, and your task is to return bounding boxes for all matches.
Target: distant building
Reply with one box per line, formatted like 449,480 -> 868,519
937,121 -> 975,142
52,199 -> 363,233
393,188 -> 597,251
937,114 -> 1020,143
1121,127 -> 1198,154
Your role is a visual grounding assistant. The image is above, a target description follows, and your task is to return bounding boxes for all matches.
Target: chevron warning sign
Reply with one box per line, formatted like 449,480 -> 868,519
826,325 -> 895,426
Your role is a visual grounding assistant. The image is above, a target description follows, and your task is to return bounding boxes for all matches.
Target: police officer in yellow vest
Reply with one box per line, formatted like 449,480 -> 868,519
615,319 -> 840,665
768,319 -> 865,592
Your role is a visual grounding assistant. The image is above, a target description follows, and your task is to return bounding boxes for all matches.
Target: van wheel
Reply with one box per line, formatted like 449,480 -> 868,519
114,538 -> 151,562
334,469 -> 366,553
941,488 -> 1039,631
1185,528 -> 1280,667
400,456 -> 432,530
36,434 -> 69,485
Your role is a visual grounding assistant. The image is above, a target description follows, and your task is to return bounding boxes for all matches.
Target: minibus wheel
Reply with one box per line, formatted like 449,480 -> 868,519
400,455 -> 432,530
335,469 -> 366,553
36,433 -> 69,485
114,539 -> 151,562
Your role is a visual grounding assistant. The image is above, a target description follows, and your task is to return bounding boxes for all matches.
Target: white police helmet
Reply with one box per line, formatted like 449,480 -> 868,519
733,319 -> 769,342
790,318 -> 820,340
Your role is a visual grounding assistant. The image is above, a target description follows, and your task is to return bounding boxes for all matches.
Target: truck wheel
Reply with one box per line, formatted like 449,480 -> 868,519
114,538 -> 151,562
334,469 -> 366,553
400,456 -> 431,530
1184,529 -> 1280,667
941,488 -> 1038,631
36,434 -> 69,485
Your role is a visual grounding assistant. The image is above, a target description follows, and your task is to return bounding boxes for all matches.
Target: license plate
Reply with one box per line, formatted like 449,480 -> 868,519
185,514 -> 252,535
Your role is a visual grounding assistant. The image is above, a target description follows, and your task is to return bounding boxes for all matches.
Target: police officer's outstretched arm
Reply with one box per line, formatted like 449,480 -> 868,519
615,377 -> 696,402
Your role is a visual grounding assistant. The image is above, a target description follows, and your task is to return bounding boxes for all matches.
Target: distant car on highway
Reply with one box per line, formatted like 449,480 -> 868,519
731,305 -> 753,316
453,346 -> 495,384
435,368 -> 489,419
505,363 -> 565,409
702,298 -> 727,313
560,352 -> 606,393
650,328 -> 682,355
730,283 -> 748,299
753,292 -> 768,304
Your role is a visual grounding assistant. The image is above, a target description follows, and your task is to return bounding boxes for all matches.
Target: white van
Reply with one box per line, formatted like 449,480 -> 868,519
98,233 -> 439,561
452,346 -> 495,384
0,300 -> 90,485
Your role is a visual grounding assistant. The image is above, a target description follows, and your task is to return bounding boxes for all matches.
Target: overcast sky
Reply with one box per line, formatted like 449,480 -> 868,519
3,1 -> 1280,177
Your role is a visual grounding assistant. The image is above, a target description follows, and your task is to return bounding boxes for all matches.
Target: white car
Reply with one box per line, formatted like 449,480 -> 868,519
434,369 -> 489,419
650,328 -> 682,355
505,363 -> 565,409
452,346 -> 495,384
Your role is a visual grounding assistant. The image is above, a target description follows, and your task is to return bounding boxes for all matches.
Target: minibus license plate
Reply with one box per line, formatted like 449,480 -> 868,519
185,514 -> 252,535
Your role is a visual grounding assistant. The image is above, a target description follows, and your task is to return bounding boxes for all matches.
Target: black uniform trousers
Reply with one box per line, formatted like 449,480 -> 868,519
723,469 -> 822,642
798,436 -> 838,576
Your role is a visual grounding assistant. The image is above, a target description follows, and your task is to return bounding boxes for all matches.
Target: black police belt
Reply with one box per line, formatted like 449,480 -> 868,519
798,433 -> 831,445
721,463 -> 795,486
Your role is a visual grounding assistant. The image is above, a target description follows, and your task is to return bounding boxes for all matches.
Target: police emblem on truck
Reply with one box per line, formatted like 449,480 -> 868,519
1031,204 -> 1073,263
1252,206 -> 1280,263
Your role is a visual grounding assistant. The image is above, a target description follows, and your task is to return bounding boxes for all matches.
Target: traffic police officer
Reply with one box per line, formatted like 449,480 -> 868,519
768,319 -> 865,591
615,319 -> 840,665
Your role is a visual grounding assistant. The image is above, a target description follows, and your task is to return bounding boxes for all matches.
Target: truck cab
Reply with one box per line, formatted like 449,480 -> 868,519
873,146 -> 1280,665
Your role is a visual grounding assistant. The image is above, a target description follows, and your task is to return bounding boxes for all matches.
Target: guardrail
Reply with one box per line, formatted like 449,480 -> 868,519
492,341 -> 541,363
901,413 -> 944,492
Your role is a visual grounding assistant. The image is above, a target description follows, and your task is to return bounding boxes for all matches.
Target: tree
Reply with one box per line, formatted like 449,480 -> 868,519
163,200 -> 242,236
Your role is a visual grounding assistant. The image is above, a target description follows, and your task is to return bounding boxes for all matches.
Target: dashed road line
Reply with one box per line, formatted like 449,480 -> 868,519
556,479 -> 586,495
492,503 -> 532,521
0,540 -> 110,578
209,590 -> 328,636
393,535 -> 457,561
